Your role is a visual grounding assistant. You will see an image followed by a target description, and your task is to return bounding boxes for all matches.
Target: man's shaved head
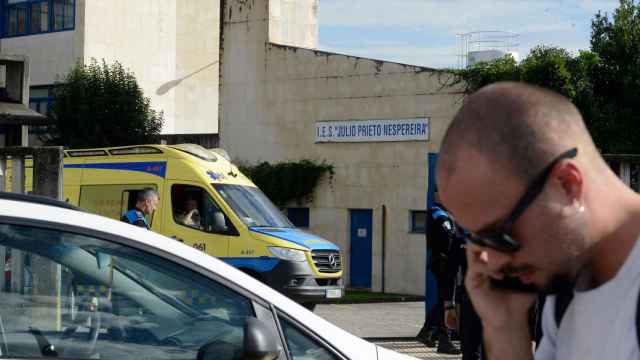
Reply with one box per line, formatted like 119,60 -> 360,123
438,82 -> 600,187
435,81 -> 620,295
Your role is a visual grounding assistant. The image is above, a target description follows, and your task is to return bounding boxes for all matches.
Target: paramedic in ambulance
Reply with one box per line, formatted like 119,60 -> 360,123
121,188 -> 159,229
177,197 -> 202,228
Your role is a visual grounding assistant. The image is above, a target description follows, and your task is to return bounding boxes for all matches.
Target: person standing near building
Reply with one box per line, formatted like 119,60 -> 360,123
443,225 -> 484,359
121,188 -> 159,230
436,82 -> 640,360
417,193 -> 460,355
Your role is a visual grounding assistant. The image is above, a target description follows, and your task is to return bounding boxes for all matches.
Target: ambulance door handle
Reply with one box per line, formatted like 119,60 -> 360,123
171,235 -> 184,243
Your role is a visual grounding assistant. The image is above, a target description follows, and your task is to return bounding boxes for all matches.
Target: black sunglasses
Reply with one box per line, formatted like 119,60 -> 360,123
464,147 -> 578,253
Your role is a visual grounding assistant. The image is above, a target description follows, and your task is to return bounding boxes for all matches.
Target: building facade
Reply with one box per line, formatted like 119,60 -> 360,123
1,0 -> 464,295
0,0 -> 220,144
220,0 -> 463,295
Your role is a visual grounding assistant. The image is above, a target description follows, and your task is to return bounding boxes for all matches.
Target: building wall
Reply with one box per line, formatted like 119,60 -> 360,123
219,0 -> 270,147
174,0 -> 220,135
83,0 -> 178,134
0,0 -> 86,86
269,0 -> 318,49
2,0 -> 220,137
220,0 -> 464,295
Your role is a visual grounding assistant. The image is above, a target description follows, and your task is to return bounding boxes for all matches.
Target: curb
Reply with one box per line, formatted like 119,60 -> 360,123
324,296 -> 425,304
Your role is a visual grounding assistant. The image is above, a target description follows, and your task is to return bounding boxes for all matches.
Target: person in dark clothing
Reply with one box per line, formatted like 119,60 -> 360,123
121,188 -> 159,229
442,226 -> 484,360
417,193 -> 460,355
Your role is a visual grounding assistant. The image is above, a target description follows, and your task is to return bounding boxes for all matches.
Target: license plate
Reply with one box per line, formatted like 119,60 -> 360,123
326,289 -> 342,299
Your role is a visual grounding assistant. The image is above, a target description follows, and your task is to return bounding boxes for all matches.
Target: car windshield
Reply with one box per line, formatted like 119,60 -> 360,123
213,184 -> 293,228
0,223 -> 255,360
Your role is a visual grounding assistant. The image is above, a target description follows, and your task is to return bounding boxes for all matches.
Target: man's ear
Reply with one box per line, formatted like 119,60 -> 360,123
553,160 -> 583,204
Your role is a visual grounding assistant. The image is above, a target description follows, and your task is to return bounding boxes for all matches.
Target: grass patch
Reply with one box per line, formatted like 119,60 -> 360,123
328,289 -> 425,304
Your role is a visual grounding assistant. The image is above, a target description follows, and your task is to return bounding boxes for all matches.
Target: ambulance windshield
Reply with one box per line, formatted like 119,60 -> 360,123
213,184 -> 293,228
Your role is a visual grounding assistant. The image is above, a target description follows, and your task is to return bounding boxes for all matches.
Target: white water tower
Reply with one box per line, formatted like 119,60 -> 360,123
457,31 -> 520,69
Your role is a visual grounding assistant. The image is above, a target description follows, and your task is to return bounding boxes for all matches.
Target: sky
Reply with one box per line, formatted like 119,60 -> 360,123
317,0 -> 620,69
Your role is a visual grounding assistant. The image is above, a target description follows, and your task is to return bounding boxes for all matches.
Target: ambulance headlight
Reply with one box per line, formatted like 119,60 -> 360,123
268,247 -> 307,262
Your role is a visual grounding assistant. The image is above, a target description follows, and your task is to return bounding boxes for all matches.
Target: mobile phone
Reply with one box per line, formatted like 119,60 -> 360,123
489,276 -> 538,293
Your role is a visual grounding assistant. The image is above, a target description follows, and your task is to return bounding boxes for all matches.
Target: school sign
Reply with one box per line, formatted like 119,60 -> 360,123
315,118 -> 429,143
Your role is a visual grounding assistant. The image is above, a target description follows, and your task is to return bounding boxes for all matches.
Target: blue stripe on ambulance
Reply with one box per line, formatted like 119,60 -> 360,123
222,257 -> 280,272
64,161 -> 167,178
249,227 -> 339,251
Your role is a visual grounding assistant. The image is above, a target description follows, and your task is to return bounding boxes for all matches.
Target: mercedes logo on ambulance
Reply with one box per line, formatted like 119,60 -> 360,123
328,253 -> 338,269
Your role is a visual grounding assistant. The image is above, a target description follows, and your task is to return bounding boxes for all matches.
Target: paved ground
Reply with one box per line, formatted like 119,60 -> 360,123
316,302 -> 462,359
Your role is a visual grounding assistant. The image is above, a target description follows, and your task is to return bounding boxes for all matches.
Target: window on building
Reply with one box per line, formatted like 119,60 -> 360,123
287,207 -> 310,228
29,1 -> 48,33
410,210 -> 427,233
3,0 -> 74,37
29,85 -> 54,115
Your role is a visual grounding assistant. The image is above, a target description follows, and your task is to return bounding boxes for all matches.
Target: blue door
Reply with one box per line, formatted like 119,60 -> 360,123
350,209 -> 373,288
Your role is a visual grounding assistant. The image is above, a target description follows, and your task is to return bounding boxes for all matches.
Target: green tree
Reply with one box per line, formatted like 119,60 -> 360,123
239,160 -> 333,207
520,46 -> 576,99
47,59 -> 163,148
452,46 -> 603,150
590,0 -> 640,153
454,46 -> 590,98
453,54 -> 520,94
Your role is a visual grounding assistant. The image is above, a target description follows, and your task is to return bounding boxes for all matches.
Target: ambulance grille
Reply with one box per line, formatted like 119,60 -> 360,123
311,250 -> 342,273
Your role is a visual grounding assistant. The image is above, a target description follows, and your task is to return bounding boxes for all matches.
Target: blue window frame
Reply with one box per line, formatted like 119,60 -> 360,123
2,0 -> 74,38
287,207 -> 310,228
29,85 -> 54,115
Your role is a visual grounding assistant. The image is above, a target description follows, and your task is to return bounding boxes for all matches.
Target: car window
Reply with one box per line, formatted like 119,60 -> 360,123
279,315 -> 340,360
0,223 -> 253,360
171,184 -> 237,235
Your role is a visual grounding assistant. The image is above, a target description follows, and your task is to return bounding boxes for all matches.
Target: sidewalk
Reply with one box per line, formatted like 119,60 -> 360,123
315,302 -> 461,360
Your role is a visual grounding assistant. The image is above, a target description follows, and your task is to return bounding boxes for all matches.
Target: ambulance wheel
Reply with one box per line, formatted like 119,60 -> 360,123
302,303 -> 316,312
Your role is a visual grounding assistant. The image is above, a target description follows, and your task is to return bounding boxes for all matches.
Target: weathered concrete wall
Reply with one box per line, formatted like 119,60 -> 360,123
174,0 -> 220,134
219,0 -> 270,144
83,0 -> 178,134
269,0 -> 318,49
220,0 -> 464,295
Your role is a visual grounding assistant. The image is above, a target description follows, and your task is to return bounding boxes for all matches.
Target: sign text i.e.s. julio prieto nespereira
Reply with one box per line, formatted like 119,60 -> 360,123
315,118 -> 429,143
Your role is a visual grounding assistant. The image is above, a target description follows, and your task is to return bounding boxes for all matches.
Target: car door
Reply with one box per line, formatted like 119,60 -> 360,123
166,182 -> 238,257
0,219 -> 281,360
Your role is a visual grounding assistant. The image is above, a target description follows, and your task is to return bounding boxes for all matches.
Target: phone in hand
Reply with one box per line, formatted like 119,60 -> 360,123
489,276 -> 538,293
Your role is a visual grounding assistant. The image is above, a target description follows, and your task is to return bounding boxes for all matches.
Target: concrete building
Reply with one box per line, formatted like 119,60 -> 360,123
1,0 -> 464,296
220,1 -> 463,295
0,0 -> 220,146
0,54 -> 46,146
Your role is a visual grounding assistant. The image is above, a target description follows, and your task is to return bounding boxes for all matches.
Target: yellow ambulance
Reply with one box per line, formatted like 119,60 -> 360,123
18,143 -> 343,308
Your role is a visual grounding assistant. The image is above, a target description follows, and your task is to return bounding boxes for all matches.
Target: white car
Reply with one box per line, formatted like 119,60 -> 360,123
0,193 -> 416,360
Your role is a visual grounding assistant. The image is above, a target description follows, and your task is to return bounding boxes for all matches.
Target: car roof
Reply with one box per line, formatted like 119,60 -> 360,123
0,195 -> 380,359
0,191 -> 81,211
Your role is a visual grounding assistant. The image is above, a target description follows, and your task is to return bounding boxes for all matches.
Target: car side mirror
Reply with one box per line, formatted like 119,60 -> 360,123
212,211 -> 228,233
244,318 -> 281,360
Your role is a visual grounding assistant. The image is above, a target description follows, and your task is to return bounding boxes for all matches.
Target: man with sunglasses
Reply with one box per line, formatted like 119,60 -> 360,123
435,82 -> 640,360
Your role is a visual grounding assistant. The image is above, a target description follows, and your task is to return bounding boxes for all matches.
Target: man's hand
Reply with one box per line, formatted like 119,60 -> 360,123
465,244 -> 536,360
445,308 -> 458,330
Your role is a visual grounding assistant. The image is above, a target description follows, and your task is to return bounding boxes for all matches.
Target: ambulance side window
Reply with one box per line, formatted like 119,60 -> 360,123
171,185 -> 238,236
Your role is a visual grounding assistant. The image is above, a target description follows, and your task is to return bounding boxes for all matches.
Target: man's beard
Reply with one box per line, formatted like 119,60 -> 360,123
539,273 -> 575,295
